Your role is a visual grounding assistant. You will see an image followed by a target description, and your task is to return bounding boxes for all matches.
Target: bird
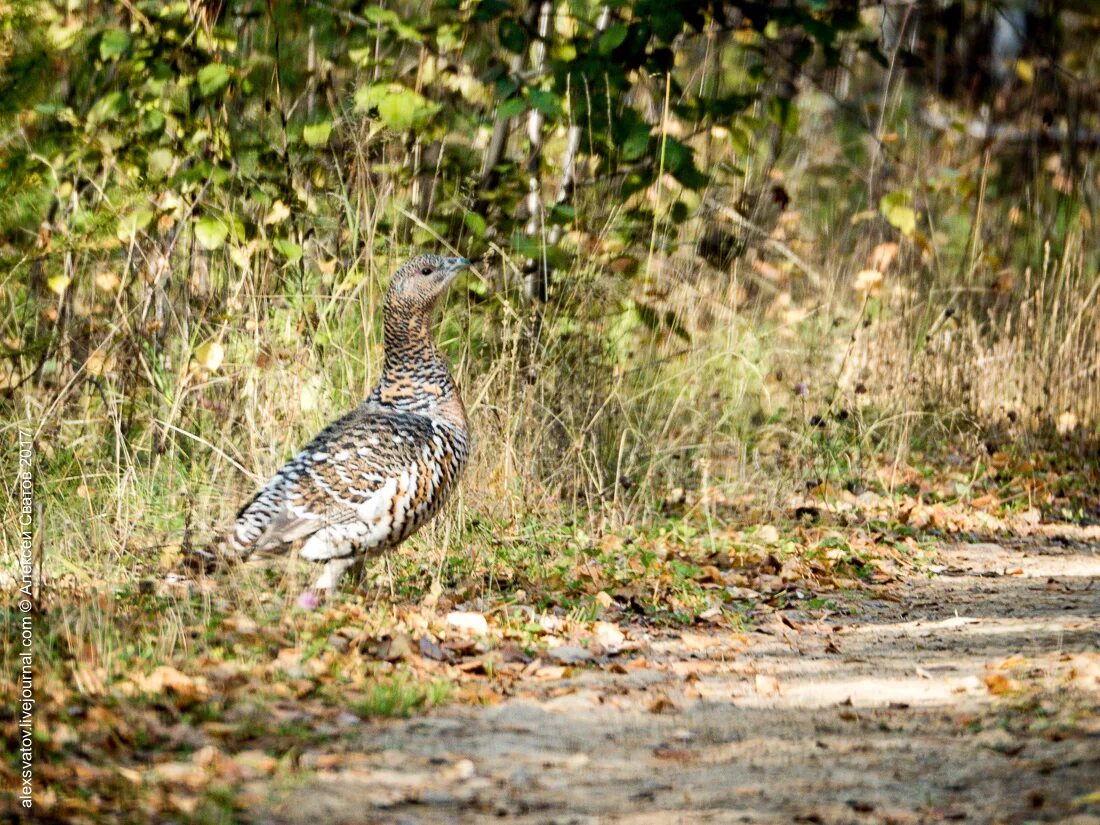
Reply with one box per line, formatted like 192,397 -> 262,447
215,254 -> 472,593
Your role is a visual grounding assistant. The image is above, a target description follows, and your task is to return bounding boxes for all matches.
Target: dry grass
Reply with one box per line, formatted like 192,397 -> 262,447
2,77 -> 1098,672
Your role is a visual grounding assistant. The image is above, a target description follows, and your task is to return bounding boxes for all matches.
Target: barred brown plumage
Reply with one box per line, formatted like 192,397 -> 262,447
218,254 -> 471,591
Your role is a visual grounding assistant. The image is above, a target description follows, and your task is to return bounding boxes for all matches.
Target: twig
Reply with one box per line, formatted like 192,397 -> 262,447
155,419 -> 262,481
702,197 -> 824,288
921,107 -> 1100,146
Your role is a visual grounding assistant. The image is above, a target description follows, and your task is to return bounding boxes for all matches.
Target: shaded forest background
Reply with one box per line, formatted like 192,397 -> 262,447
1,0 -> 1099,580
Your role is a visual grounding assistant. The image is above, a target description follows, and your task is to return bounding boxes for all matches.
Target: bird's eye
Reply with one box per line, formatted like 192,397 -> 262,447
421,267 -> 433,275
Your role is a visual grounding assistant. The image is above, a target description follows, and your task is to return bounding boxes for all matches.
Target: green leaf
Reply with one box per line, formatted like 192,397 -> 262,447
497,98 -> 527,120
549,204 -> 575,225
302,121 -> 332,147
87,91 -> 125,124
598,23 -> 629,55
465,276 -> 488,297
273,238 -> 303,262
510,231 -> 542,261
377,94 -> 434,131
361,6 -> 422,42
510,232 -> 571,270
879,189 -> 909,211
147,148 -> 175,178
348,46 -> 373,67
622,125 -> 651,161
527,89 -> 562,120
116,207 -> 154,242
728,125 -> 751,156
880,191 -> 918,236
661,138 -> 707,189
141,108 -> 165,135
499,18 -> 527,53
194,217 -> 229,250
435,23 -> 463,52
620,168 -> 653,199
197,63 -> 231,97
661,137 -> 690,172
495,76 -> 520,99
99,29 -> 130,61
464,212 -> 487,238
354,84 -> 439,130
766,96 -> 799,135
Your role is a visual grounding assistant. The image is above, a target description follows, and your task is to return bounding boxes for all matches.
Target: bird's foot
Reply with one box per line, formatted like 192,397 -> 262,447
310,556 -> 360,591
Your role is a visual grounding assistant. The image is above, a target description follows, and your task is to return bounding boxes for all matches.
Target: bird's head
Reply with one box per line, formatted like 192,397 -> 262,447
386,254 -> 470,310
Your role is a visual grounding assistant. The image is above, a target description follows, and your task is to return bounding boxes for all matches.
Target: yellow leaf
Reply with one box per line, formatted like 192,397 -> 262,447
85,351 -> 109,376
884,204 -> 917,236
299,374 -> 323,413
0,362 -> 21,390
853,269 -> 885,294
193,341 -> 225,371
1015,59 -> 1034,84
95,271 -> 121,292
264,199 -> 291,225
230,240 -> 258,270
1074,790 -> 1100,808
47,275 -> 71,296
1057,411 -> 1078,436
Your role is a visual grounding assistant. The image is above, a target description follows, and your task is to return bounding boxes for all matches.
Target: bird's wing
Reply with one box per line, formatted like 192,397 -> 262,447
230,409 -> 440,557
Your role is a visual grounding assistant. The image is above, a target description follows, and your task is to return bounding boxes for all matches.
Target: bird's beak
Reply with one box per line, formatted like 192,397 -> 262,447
441,256 -> 471,285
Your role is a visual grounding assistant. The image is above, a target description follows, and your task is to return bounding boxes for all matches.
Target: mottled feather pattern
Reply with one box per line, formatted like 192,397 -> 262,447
229,411 -> 468,559
220,254 -> 472,590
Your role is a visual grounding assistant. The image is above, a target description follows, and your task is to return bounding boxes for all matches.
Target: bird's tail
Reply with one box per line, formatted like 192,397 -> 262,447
181,543 -> 221,573
181,529 -> 251,574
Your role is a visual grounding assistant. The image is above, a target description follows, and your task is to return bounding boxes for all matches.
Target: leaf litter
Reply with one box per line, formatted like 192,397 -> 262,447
3,460 -> 1099,822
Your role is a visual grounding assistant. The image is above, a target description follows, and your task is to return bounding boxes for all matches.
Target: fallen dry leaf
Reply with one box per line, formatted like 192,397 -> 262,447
150,761 -> 209,790
853,268 -> 884,294
446,611 -> 489,635
132,666 -> 208,706
593,621 -> 625,653
983,672 -> 1022,695
647,695 -> 680,714
755,674 -> 781,696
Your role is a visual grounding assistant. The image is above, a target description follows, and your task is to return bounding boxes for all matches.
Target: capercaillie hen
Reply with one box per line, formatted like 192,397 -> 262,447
215,254 -> 471,592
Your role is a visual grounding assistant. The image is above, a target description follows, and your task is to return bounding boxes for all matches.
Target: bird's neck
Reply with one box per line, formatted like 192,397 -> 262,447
382,304 -> 439,375
371,299 -> 464,426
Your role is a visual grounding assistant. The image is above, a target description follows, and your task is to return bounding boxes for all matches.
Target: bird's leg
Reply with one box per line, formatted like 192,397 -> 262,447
312,556 -> 359,591
383,555 -> 396,600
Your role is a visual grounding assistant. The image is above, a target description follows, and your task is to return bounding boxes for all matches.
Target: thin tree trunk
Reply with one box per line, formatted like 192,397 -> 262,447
521,1 -> 553,303
410,46 -> 443,224
479,2 -> 540,191
548,6 -> 611,248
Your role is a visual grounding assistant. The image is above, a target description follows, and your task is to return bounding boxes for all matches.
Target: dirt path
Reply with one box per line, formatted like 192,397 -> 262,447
263,536 -> 1100,825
